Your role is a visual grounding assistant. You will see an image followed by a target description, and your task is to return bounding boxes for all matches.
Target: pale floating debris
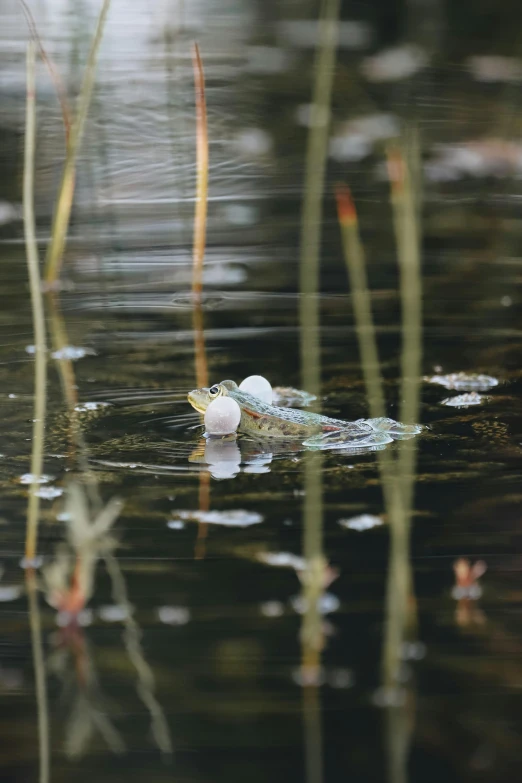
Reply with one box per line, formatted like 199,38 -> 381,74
204,397 -> 241,436
425,372 -> 499,391
51,346 -> 96,361
291,592 -> 340,615
452,584 -> 482,600
175,509 -> 263,527
166,519 -> 185,530
327,668 -> 354,689
338,514 -> 383,532
292,667 -> 326,687
157,606 -> 190,626
361,45 -> 428,82
0,200 -> 21,225
501,296 -> 512,307
19,556 -> 44,570
25,345 -> 38,355
98,604 -> 130,622
239,374 -> 273,404
441,392 -> 487,408
260,600 -> 285,618
279,20 -> 372,50
246,45 -> 289,75
295,102 -> 330,128
234,127 -> 272,157
57,511 -> 71,522
20,473 -> 53,485
8,394 -> 17,399
372,686 -> 407,708
330,113 -> 399,162
272,386 -> 316,407
0,586 -> 22,602
74,401 -> 111,412
467,55 -> 522,83
0,667 -> 23,690
425,140 -> 522,181
35,486 -> 63,500
223,203 -> 260,227
57,608 -> 93,627
243,453 -> 273,474
258,552 -> 306,570
401,641 -> 426,661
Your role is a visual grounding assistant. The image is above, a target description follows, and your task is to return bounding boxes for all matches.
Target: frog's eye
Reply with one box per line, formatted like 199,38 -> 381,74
209,384 -> 220,397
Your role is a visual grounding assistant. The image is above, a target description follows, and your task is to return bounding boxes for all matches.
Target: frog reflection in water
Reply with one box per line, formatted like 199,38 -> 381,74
188,380 -> 422,450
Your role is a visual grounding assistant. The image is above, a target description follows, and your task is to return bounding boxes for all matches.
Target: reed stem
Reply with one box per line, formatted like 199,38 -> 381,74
23,42 -> 51,783
44,0 -> 112,284
23,41 -> 47,562
191,42 -> 208,303
299,0 -> 340,400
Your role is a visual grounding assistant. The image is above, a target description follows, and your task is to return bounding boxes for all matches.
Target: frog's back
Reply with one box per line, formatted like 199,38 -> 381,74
223,381 -> 345,437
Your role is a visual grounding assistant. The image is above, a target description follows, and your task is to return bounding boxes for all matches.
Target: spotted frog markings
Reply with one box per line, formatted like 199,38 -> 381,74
188,380 -> 422,451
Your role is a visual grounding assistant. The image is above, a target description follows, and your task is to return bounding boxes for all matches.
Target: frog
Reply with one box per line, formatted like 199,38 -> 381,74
188,380 -> 422,450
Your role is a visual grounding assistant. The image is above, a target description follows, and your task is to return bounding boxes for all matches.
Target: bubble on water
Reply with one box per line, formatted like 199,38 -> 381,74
260,600 -> 285,618
338,514 -> 383,532
204,397 -> 241,436
239,375 -> 273,403
157,606 -> 190,625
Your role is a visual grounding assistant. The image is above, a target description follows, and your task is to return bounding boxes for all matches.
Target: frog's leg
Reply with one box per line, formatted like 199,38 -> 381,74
303,423 -> 393,451
362,417 -> 423,440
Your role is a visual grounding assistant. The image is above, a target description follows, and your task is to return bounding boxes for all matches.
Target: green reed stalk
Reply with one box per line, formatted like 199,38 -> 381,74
24,42 -> 51,783
23,41 -> 47,562
335,181 -> 416,691
299,0 -> 340,399
191,42 -> 209,308
382,135 -> 423,694
44,0 -> 112,284
335,185 -> 386,419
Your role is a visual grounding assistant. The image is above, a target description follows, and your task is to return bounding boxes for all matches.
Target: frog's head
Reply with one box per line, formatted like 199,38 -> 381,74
187,380 -> 238,413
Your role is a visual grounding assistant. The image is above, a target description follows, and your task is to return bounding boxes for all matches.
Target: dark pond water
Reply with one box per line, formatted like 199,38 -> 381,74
2,0 -> 522,781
